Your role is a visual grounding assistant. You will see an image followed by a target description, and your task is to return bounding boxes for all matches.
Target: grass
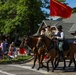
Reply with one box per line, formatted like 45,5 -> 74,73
0,55 -> 32,64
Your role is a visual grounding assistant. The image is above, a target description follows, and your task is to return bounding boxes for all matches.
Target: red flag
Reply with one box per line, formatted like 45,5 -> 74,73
50,0 -> 73,18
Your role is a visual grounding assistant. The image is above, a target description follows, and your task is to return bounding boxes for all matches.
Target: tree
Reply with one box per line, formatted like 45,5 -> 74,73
57,0 -> 66,2
73,7 -> 76,13
0,0 -> 47,36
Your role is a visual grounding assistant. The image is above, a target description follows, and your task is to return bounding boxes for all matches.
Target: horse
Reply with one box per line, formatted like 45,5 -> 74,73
24,35 -> 47,70
36,35 -> 58,72
37,35 -> 76,71
53,41 -> 76,71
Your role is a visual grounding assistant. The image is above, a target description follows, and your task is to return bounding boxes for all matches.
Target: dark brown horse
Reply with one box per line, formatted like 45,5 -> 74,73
37,35 -> 76,71
36,35 -> 58,72
24,36 -> 47,70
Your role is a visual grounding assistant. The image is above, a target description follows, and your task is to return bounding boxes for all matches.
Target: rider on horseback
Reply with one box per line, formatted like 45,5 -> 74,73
44,26 -> 54,39
54,25 -> 65,59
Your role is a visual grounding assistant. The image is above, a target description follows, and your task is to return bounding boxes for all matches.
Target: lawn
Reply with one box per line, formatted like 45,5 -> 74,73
0,55 -> 32,64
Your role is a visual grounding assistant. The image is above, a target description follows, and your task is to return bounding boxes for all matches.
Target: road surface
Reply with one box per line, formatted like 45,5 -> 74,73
0,60 -> 76,75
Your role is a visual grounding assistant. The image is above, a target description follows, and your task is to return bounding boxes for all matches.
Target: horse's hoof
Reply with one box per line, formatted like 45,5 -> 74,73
40,66 -> 43,68
55,65 -> 57,69
37,68 -> 40,70
53,66 -> 56,70
47,69 -> 49,72
52,69 -> 54,72
74,68 -> 76,71
32,66 -> 34,69
47,68 -> 49,72
63,67 -> 65,69
68,65 -> 70,67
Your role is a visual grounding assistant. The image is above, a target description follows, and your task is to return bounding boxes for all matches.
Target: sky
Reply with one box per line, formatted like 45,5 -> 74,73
66,0 -> 76,8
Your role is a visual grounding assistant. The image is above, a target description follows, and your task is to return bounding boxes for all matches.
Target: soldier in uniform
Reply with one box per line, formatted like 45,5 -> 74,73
40,28 -> 45,35
54,25 -> 65,59
44,26 -> 54,39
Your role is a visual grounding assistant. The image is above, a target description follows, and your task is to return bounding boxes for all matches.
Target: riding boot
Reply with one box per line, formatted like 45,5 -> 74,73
59,51 -> 64,60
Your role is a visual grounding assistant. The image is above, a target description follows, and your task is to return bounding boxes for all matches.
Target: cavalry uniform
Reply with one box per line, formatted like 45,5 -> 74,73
56,31 -> 64,51
55,25 -> 65,59
45,30 -> 54,39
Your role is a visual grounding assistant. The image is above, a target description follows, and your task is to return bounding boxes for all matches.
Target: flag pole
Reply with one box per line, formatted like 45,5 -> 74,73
50,0 -> 53,21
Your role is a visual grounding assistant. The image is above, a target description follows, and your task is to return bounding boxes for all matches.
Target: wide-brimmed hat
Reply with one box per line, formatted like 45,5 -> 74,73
57,25 -> 63,29
44,26 -> 50,28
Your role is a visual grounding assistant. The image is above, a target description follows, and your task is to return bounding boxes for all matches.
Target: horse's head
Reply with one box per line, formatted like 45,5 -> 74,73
36,35 -> 55,50
24,36 -> 38,49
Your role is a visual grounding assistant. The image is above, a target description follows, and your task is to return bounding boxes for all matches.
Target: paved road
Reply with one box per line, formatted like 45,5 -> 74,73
0,60 -> 76,75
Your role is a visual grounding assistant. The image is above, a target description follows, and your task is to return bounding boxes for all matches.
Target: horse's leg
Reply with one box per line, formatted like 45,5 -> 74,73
37,55 -> 41,70
54,58 -> 58,69
73,58 -> 76,70
51,60 -> 55,72
55,57 -> 60,69
45,56 -> 51,72
32,53 -> 37,69
72,54 -> 76,70
68,57 -> 76,70
46,60 -> 50,72
68,59 -> 72,67
68,55 -> 74,67
63,57 -> 66,69
40,54 -> 44,68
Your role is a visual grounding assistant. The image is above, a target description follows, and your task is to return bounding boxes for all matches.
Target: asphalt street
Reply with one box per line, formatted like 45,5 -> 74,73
0,60 -> 76,75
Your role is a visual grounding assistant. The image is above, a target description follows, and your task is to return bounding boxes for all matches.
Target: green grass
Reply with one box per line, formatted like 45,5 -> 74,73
0,55 -> 32,64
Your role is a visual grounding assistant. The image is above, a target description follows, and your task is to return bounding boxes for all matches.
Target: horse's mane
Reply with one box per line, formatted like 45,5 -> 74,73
36,35 -> 54,50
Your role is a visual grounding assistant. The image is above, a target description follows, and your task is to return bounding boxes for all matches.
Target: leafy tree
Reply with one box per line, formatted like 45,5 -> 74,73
0,0 -> 48,37
57,0 -> 66,2
73,7 -> 76,13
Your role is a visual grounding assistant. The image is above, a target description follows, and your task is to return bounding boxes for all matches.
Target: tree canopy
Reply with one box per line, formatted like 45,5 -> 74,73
0,0 -> 49,36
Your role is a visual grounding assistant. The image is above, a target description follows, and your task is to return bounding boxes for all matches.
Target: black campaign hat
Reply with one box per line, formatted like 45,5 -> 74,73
45,26 -> 50,28
57,25 -> 63,29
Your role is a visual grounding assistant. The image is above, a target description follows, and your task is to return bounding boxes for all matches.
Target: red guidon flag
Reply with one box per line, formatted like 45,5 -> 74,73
50,0 -> 73,18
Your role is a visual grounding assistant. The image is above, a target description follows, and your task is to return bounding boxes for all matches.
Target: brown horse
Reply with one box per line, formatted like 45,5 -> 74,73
37,35 -> 76,71
24,36 -> 47,70
53,42 -> 76,71
36,35 -> 58,72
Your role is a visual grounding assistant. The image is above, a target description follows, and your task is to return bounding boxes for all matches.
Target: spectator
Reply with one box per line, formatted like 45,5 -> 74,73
0,48 -> 4,60
0,40 -> 5,59
19,38 -> 27,55
8,42 -> 18,59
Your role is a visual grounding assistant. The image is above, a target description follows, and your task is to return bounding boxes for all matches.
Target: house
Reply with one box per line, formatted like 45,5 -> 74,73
34,13 -> 76,40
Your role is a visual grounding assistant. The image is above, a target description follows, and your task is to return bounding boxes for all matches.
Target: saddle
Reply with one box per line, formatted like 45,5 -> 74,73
62,39 -> 69,50
55,39 -> 69,51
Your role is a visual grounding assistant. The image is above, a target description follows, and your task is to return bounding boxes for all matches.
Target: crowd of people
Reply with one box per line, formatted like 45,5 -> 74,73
0,35 -> 28,61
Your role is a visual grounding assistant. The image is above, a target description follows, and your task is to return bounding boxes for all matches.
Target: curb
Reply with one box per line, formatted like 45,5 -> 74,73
17,56 -> 34,64
25,56 -> 34,63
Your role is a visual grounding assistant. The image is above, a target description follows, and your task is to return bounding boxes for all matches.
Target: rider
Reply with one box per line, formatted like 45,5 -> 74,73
40,28 -> 45,35
45,26 -> 54,39
54,25 -> 65,59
